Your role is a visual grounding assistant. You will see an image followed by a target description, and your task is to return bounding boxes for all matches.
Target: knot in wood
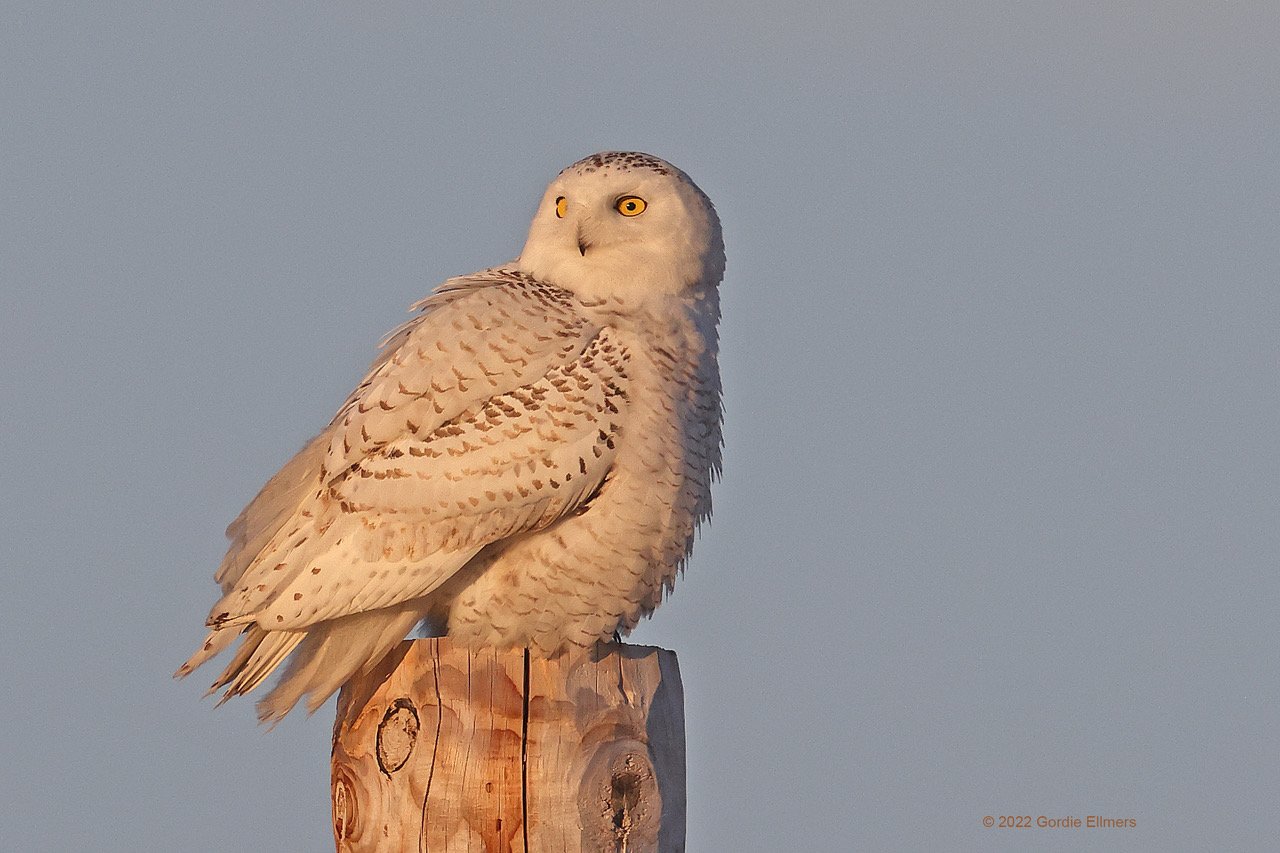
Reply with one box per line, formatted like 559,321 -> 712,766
331,765 -> 360,842
578,739 -> 660,850
375,698 -> 419,775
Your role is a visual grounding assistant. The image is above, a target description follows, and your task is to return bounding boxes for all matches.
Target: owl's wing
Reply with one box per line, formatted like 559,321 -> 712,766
202,267 -> 628,633
216,432 -> 328,592
215,267 -> 582,592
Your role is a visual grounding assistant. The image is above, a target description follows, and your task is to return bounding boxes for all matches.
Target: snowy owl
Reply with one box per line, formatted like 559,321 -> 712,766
177,152 -> 724,721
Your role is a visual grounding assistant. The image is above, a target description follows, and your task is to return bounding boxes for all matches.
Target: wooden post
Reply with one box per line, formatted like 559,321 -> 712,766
330,638 -> 686,852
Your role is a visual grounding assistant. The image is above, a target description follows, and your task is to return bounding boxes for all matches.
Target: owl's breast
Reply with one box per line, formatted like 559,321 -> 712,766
440,302 -> 722,652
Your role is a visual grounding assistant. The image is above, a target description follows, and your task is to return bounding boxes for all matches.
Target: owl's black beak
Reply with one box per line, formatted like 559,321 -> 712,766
576,227 -> 591,256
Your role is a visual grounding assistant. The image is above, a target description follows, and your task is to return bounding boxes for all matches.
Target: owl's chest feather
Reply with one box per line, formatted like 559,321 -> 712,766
602,305 -> 719,478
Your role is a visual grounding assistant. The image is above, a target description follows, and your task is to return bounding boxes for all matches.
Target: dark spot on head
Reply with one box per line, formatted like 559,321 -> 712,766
562,151 -> 673,178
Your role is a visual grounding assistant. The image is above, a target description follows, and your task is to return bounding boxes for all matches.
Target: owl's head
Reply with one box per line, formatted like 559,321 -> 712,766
517,152 -> 723,302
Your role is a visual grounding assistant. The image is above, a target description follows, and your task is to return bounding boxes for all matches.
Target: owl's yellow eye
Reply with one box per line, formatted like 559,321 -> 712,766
615,196 -> 647,216
555,196 -> 568,218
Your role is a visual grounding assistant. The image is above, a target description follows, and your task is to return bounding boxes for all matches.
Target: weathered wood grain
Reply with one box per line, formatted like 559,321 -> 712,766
331,638 -> 685,852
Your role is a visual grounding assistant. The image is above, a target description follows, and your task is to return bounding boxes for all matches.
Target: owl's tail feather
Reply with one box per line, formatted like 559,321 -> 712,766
174,626 -> 241,680
175,603 -> 426,722
255,601 -> 426,724
210,627 -> 305,703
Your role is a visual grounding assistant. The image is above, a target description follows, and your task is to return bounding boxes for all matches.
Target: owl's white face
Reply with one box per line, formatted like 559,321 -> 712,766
517,152 -> 723,303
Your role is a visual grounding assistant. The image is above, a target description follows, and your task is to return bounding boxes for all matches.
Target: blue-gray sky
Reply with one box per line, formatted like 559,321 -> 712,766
3,2 -> 1278,850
